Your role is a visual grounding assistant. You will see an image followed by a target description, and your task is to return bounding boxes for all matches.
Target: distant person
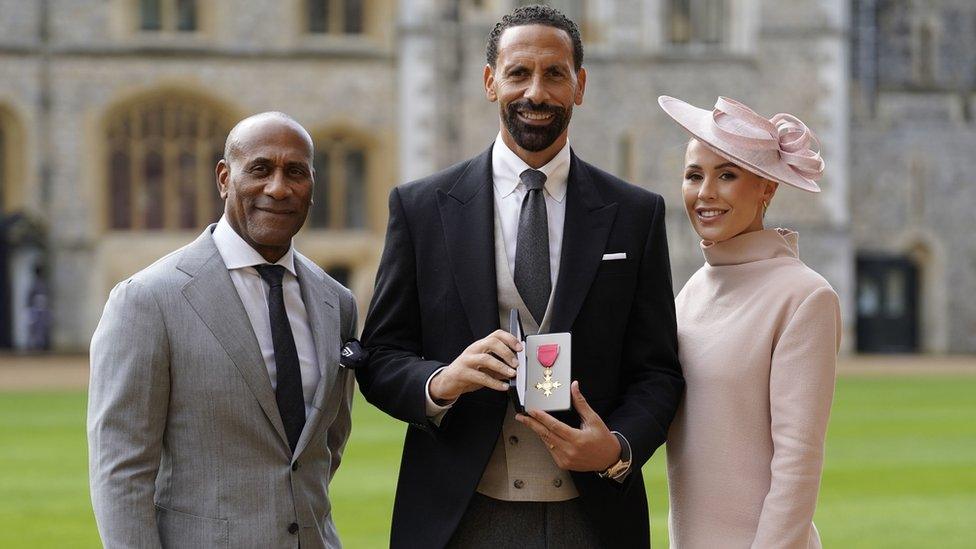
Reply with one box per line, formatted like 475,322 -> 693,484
88,112 -> 357,548
26,264 -> 51,351
659,95 -> 841,548
357,5 -> 683,548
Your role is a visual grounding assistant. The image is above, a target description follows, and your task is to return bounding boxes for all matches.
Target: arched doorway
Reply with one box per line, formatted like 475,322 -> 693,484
0,107 -> 44,350
0,116 -> 8,347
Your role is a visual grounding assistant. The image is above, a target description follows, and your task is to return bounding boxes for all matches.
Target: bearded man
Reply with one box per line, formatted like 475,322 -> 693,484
357,5 -> 683,548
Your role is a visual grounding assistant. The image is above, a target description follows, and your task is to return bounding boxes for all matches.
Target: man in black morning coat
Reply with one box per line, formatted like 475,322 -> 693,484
358,5 -> 683,548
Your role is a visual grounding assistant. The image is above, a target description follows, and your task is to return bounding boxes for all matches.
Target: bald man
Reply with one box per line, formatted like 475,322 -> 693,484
88,112 -> 357,548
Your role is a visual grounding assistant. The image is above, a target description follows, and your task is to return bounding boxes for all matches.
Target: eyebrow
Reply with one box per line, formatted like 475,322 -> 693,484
684,162 -> 741,170
245,157 -> 310,169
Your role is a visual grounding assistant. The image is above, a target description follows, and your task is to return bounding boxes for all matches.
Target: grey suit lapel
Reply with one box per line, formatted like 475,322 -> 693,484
292,254 -> 341,458
177,227 -> 290,450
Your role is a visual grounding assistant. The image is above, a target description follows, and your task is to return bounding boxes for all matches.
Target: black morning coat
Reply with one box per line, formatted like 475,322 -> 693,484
358,144 -> 684,548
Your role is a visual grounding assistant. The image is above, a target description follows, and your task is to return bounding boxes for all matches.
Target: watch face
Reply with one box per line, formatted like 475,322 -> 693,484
606,455 -> 632,477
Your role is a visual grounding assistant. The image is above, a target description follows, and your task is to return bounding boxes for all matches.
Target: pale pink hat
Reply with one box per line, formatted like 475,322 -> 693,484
657,95 -> 825,192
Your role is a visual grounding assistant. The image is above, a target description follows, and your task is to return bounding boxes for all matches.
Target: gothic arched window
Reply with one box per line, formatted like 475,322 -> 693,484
106,95 -> 232,230
309,134 -> 369,230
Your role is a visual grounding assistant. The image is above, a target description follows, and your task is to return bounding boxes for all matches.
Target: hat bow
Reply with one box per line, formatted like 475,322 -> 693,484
711,96 -> 825,182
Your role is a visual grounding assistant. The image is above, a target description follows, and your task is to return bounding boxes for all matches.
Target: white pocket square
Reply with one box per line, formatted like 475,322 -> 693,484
601,252 -> 627,261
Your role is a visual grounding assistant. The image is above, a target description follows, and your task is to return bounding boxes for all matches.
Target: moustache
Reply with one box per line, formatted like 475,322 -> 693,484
507,100 -> 564,116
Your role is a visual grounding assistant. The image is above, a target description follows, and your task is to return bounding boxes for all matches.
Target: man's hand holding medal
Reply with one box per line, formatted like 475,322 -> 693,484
517,380 -> 623,473
428,330 -> 523,404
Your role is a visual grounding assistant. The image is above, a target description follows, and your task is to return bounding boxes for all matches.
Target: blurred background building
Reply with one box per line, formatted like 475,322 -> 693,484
0,0 -> 972,354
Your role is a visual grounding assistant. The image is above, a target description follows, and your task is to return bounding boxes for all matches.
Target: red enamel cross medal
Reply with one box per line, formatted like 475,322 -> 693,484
534,343 -> 562,397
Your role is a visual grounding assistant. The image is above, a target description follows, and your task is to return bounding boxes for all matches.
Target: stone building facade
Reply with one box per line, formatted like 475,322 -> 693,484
0,0 -> 398,349
850,0 -> 976,352
3,0 -> 965,354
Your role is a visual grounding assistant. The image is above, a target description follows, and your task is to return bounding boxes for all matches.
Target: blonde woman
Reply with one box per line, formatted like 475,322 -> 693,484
658,95 -> 841,548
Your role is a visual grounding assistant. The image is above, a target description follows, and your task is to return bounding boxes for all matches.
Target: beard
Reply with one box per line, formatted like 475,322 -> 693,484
501,99 -> 572,152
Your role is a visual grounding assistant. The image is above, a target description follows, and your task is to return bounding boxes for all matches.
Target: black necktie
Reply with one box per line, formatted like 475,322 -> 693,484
255,264 -> 306,453
514,169 -> 552,325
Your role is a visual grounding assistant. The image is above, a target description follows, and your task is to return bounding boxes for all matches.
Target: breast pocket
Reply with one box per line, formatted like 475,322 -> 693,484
595,257 -> 633,277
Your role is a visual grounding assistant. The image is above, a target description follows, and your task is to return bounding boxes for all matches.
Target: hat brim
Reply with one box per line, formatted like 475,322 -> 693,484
657,95 -> 821,193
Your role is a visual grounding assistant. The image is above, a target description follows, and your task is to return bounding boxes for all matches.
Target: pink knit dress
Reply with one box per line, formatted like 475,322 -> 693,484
668,228 -> 841,549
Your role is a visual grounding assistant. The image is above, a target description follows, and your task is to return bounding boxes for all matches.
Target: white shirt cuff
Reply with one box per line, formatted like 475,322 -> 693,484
425,367 -> 456,422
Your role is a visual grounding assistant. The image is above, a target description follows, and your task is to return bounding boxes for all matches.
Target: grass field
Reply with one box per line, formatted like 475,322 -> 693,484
1,377 -> 974,548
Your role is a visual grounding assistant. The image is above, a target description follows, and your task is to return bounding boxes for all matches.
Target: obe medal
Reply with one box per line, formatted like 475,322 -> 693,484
534,343 -> 562,397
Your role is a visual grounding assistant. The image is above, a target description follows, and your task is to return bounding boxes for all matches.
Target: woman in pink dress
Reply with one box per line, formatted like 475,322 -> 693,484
658,95 -> 842,548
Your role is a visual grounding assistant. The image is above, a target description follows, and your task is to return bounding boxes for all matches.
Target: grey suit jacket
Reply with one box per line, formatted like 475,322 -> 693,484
88,226 -> 356,549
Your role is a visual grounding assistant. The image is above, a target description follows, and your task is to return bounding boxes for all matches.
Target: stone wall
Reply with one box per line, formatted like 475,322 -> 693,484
851,0 -> 976,352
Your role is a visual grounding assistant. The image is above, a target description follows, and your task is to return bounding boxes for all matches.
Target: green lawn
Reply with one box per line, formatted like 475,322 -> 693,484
1,377 -> 974,548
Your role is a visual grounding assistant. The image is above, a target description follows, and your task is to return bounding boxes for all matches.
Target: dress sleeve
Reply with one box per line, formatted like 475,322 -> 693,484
357,187 -> 446,429
752,286 -> 841,549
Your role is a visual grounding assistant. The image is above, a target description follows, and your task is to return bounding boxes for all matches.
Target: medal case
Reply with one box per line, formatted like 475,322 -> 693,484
508,309 -> 572,413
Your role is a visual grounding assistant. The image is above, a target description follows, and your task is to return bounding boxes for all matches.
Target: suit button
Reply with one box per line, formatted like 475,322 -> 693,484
288,522 -> 299,534
508,436 -> 518,446
553,478 -> 563,488
513,479 -> 524,489
292,461 -> 300,471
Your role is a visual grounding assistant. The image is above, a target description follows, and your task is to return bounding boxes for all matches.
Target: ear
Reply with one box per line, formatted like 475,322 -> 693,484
308,165 -> 315,204
574,66 -> 587,106
484,64 -> 498,102
762,180 -> 779,204
216,159 -> 230,200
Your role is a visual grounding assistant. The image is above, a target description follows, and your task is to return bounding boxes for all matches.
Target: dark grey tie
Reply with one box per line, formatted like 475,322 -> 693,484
514,169 -> 552,325
255,264 -> 306,453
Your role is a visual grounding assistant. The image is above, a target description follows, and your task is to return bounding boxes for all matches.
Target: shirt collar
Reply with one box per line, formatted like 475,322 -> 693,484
212,216 -> 297,277
491,132 -> 570,203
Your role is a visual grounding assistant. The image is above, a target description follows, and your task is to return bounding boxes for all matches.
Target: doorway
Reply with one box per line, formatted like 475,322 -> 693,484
0,122 -> 8,348
856,255 -> 919,353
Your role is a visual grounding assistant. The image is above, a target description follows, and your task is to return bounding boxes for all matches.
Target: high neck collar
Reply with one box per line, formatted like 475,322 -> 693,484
701,228 -> 799,267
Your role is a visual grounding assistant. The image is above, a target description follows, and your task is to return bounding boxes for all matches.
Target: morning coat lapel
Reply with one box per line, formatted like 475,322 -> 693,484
177,226 -> 289,449
550,152 -> 619,333
436,146 -> 500,339
292,255 -> 341,458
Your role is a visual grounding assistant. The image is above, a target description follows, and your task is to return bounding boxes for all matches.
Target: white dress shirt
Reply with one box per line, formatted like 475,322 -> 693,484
425,135 -> 571,417
212,216 -> 320,418
491,133 -> 570,288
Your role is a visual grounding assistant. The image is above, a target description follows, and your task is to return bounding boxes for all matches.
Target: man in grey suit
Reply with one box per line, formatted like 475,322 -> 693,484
88,112 -> 356,548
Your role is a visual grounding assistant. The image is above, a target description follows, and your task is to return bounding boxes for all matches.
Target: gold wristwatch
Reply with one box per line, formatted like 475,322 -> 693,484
598,432 -> 632,480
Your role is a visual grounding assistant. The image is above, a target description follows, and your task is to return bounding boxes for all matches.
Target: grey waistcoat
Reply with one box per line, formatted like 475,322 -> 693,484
474,207 -> 579,501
